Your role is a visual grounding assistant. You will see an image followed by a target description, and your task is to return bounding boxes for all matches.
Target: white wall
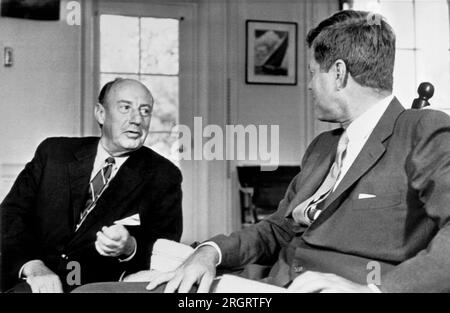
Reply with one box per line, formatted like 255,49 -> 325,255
0,1 -> 82,199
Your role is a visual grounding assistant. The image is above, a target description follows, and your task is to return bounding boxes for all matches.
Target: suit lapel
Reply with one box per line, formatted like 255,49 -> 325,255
70,149 -> 147,241
68,139 -> 98,229
284,129 -> 342,218
311,98 -> 405,226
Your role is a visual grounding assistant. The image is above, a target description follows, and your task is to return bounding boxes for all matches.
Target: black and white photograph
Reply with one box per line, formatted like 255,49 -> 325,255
0,0 -> 450,303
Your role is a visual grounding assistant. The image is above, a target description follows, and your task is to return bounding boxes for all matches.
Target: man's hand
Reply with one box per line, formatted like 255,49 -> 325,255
146,245 -> 219,293
22,260 -> 63,293
95,224 -> 135,258
287,271 -> 374,293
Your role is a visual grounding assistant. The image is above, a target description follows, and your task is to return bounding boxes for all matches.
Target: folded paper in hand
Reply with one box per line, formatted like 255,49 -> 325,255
114,213 -> 141,226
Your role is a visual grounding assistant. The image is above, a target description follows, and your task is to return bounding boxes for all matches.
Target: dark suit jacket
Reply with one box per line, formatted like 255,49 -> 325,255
212,98 -> 450,292
1,137 -> 182,291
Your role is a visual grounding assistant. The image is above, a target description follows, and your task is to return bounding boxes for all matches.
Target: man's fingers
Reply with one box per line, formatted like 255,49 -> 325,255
96,231 -> 119,248
102,225 -> 126,241
146,271 -> 176,290
147,270 -> 164,281
164,273 -> 184,293
40,283 -> 49,293
26,278 -> 40,293
177,274 -> 198,293
27,276 -> 62,293
95,241 -> 111,256
96,240 -> 117,254
27,277 -> 47,293
52,277 -> 64,293
197,274 -> 214,293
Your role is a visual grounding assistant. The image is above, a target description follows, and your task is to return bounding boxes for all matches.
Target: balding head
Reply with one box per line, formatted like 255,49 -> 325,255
99,78 -> 153,108
95,78 -> 154,156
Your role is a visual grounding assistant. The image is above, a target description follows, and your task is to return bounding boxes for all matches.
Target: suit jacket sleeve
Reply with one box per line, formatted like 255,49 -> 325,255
125,164 -> 183,273
381,111 -> 450,292
210,134 -> 323,269
1,139 -> 50,284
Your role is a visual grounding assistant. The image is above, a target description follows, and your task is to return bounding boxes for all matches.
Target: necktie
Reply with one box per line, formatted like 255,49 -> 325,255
77,157 -> 115,229
292,130 -> 349,225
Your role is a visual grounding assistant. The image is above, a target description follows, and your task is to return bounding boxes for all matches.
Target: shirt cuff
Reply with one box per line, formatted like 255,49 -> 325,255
195,241 -> 222,266
118,237 -> 137,263
367,284 -> 382,293
118,271 -> 127,281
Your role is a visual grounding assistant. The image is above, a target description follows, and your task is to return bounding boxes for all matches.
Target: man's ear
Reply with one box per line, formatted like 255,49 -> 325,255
94,103 -> 106,126
334,59 -> 348,90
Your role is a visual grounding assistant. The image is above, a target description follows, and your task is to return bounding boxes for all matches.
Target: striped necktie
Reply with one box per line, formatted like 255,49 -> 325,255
292,130 -> 349,225
77,157 -> 115,229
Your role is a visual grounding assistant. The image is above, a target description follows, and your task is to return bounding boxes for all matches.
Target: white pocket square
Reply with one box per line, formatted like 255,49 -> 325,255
114,214 -> 140,226
358,193 -> 376,199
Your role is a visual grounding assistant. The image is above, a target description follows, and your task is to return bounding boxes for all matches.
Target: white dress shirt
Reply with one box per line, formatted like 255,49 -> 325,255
91,142 -> 129,181
334,94 -> 394,190
200,95 -> 395,292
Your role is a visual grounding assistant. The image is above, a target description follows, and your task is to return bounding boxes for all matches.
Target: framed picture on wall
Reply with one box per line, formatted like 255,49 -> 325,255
246,20 -> 297,85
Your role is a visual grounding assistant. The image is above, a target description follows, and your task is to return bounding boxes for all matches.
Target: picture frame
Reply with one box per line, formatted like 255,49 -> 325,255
246,20 -> 297,85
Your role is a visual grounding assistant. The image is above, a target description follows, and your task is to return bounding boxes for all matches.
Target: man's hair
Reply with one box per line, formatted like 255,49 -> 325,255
306,10 -> 396,92
98,78 -> 123,105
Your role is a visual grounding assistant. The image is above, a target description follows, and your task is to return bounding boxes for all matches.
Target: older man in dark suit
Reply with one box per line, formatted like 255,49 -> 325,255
1,78 -> 182,292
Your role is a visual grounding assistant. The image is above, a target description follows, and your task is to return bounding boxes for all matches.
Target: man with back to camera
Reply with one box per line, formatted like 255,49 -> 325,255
75,10 -> 450,293
1,78 -> 183,292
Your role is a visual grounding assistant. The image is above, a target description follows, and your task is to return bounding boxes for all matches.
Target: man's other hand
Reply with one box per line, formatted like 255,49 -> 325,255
22,260 -> 63,293
146,245 -> 219,293
287,271 -> 373,293
95,224 -> 135,258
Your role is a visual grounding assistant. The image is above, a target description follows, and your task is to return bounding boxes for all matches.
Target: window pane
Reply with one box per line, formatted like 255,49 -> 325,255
416,50 -> 450,110
100,15 -> 139,73
379,0 -> 415,49
351,0 -> 382,12
415,0 -> 450,50
145,131 -> 179,165
393,49 -> 416,106
140,75 -> 179,133
140,18 -> 179,75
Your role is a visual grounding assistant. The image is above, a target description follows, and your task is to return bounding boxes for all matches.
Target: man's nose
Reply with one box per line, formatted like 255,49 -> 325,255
129,108 -> 142,125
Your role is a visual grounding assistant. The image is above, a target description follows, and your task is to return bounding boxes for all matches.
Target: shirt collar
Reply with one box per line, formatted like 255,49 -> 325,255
345,94 -> 394,143
95,142 -> 129,169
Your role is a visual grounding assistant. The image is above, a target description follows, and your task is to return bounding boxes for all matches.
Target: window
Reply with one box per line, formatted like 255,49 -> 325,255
350,0 -> 450,113
100,14 -> 180,164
